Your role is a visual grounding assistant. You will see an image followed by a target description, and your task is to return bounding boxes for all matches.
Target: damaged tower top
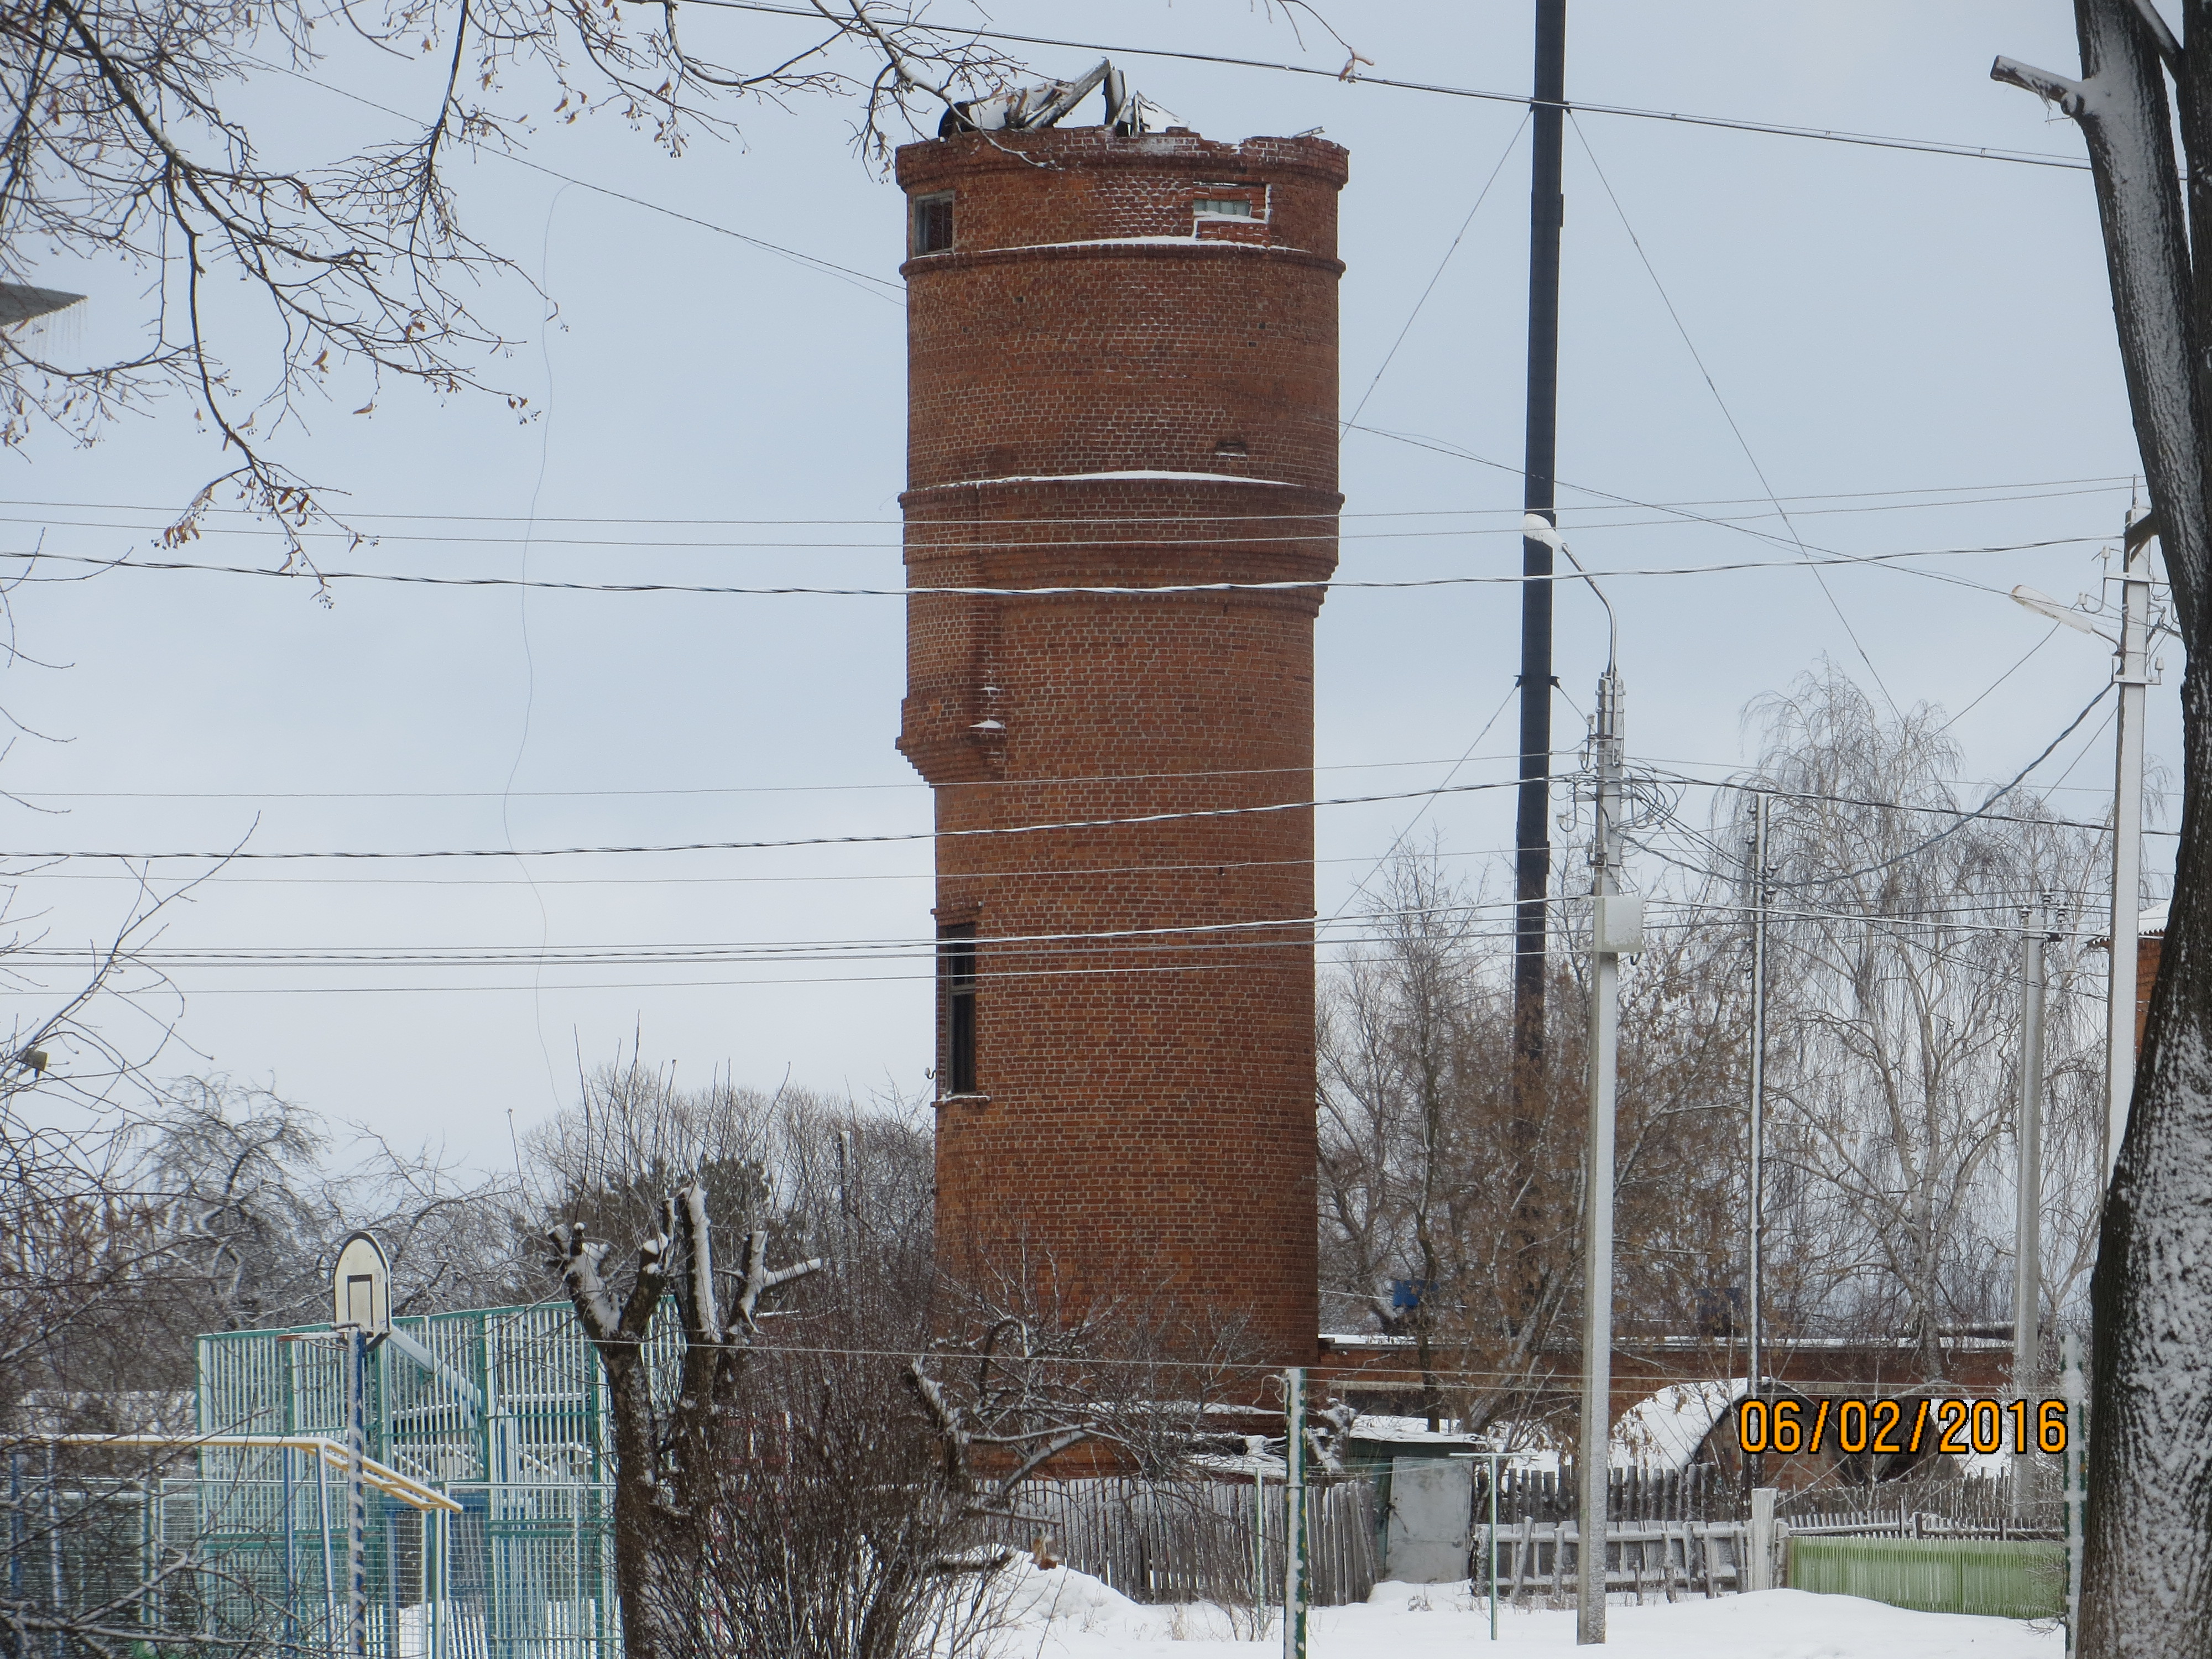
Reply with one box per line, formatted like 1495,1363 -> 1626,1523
938,59 -> 1179,137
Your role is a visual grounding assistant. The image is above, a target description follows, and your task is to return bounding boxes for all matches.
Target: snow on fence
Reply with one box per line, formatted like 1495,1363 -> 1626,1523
995,1476 -> 1379,1607
1777,1468 -> 2062,1540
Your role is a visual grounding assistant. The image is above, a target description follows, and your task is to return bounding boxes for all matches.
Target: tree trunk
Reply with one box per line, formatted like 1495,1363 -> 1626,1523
2083,662 -> 2212,1653
1996,4 -> 2212,1650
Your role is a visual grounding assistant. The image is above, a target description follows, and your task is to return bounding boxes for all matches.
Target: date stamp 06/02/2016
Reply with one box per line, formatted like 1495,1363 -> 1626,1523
1734,1396 -> 2070,1458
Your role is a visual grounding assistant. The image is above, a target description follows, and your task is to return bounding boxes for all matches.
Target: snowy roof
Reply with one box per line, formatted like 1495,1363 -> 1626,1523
1188,1449 -> 1286,1479
2141,900 -> 2171,938
1609,1379 -> 1746,1473
1350,1414 -> 1481,1447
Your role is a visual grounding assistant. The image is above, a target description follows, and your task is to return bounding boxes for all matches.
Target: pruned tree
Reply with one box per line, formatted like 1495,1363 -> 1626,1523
538,1053 -> 1265,1655
1987,10 -> 2212,1642
548,1180 -> 821,1659
525,1053 -> 936,1319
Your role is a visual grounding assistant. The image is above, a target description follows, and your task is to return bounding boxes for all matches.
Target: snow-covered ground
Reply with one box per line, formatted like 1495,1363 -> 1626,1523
987,1563 -> 2063,1657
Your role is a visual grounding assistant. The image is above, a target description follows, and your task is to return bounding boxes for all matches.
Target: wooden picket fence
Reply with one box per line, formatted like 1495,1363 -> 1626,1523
1470,1515 -> 1752,1603
989,1475 -> 1379,1607
1777,1467 -> 2062,1540
984,1465 -> 2051,1612
1481,1463 -> 1732,1525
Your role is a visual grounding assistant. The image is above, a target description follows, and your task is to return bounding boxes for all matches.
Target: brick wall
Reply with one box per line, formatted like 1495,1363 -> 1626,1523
897,127 -> 1348,1366
2137,931 -> 2161,1050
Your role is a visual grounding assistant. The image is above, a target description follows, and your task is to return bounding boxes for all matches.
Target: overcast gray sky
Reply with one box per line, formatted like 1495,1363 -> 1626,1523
3,1 -> 2176,1169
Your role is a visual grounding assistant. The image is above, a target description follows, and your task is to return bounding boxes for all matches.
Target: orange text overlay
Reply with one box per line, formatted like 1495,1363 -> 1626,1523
1735,1397 -> 2068,1458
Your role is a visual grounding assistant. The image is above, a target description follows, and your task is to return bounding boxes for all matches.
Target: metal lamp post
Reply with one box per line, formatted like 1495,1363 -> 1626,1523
1524,516 -> 1635,1646
2011,507 -> 2157,1182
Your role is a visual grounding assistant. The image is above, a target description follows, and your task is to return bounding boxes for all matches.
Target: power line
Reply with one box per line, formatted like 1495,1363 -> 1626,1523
1344,113 -> 1528,430
0,483 -> 2135,549
1335,421 -> 2086,598
4,753 -> 2172,880
56,888 -> 2118,971
1569,112 -> 1900,714
681,1 -> 2092,173
0,775 -> 1535,860
1,474 -> 2137,525
0,750 -> 1568,803
1694,685 -> 2120,893
55,904 -> 2117,993
236,53 -> 906,305
0,536 -> 2098,598
12,846 -> 1520,890
0,738 -> 2158,810
1658,760 -> 2174,840
1937,623 -> 2063,734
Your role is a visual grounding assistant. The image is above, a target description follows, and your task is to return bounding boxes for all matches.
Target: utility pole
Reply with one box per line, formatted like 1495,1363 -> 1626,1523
1745,792 -> 1770,1491
2014,901 -> 2050,1519
2104,509 -> 2153,1181
1578,664 -> 1632,1647
1281,1368 -> 1307,1659
1512,0 -> 1568,1094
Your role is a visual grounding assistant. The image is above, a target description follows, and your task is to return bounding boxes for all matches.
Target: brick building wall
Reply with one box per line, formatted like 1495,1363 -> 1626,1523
896,127 -> 1349,1366
2137,928 -> 2163,1050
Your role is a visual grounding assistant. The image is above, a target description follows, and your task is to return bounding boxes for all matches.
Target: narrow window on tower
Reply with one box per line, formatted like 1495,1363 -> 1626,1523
938,922 -> 978,1095
913,192 -> 955,255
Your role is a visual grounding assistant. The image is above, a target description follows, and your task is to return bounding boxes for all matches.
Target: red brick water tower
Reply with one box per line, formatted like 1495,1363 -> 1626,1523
896,121 -> 1347,1366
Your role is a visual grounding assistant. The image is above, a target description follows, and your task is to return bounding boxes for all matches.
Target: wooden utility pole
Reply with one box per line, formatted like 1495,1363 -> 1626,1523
1512,0 -> 1568,1094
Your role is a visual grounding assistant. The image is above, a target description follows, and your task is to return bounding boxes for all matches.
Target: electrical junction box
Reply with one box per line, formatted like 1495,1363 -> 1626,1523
1594,893 -> 1645,956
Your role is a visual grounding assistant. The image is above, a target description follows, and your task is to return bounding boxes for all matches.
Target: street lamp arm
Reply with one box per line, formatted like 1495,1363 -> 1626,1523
2012,584 -> 2116,642
1522,513 -> 1618,674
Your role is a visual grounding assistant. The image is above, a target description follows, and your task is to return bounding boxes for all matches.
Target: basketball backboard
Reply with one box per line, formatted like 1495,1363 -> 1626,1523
332,1232 -> 390,1333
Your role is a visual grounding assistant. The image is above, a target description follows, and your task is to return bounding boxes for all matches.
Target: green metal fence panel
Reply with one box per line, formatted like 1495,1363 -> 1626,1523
1786,1535 -> 2064,1620
190,1304 -> 633,1659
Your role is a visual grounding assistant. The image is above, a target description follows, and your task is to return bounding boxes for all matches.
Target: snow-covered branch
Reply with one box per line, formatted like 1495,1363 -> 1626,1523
546,1222 -> 621,1343
728,1228 -> 824,1336
1990,56 -> 2090,115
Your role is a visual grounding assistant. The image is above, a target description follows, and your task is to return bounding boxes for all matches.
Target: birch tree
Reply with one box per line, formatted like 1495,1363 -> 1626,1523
1993,7 -> 2212,1645
1741,669 -> 2104,1374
